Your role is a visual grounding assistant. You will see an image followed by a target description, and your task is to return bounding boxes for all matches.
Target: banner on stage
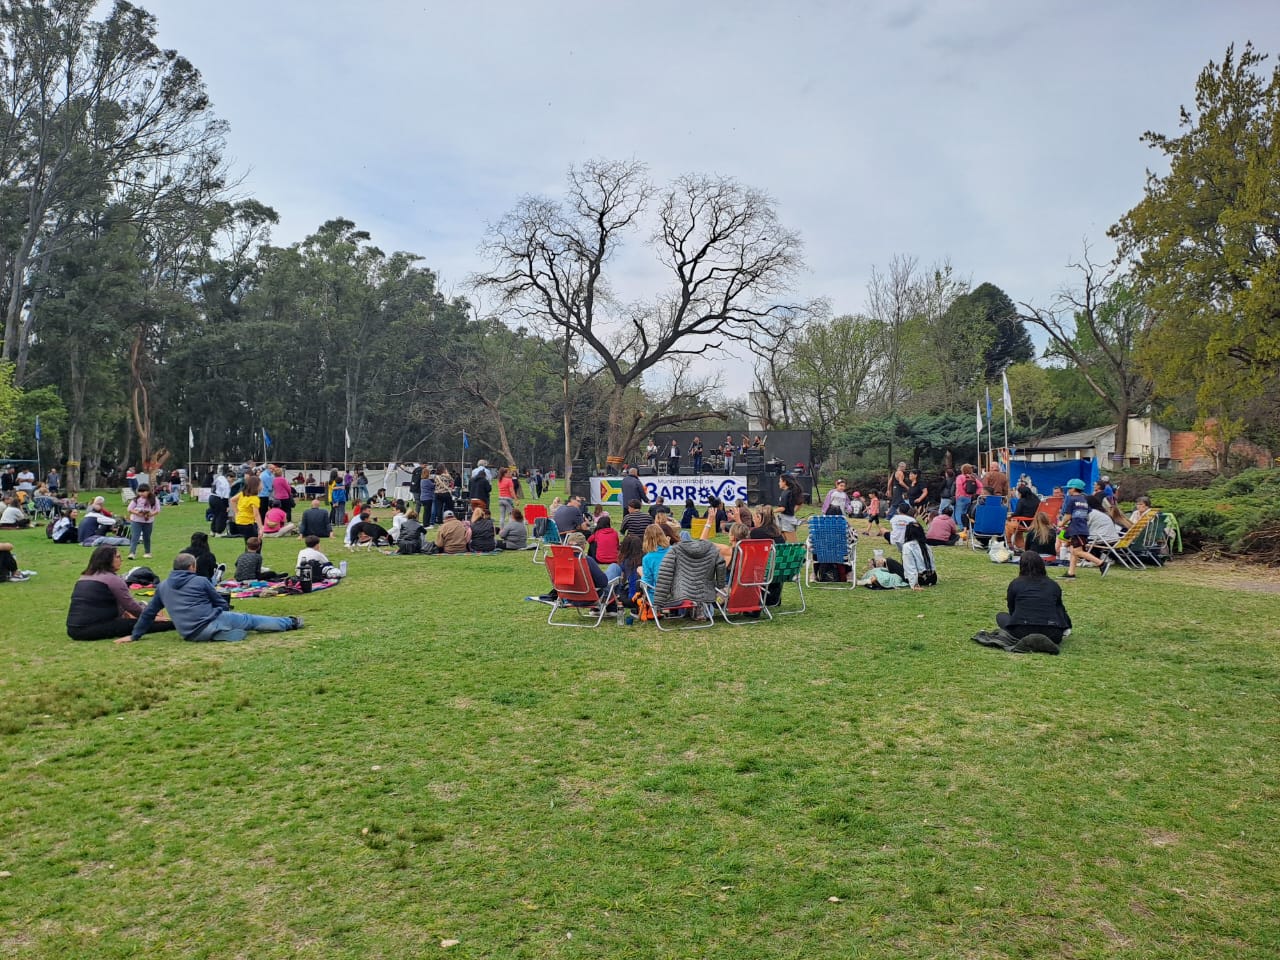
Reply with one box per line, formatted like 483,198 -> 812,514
590,475 -> 747,506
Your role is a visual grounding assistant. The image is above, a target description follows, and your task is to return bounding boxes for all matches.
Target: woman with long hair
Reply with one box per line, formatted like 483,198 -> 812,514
901,521 -> 936,590
752,505 -> 786,544
126,484 -> 160,560
497,467 -> 518,526
777,475 -> 802,542
640,523 -> 672,587
66,545 -> 176,642
1023,512 -> 1059,559
997,551 -> 1072,643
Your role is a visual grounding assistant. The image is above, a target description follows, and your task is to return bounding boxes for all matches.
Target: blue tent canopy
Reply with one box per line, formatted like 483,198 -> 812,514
1009,458 -> 1100,495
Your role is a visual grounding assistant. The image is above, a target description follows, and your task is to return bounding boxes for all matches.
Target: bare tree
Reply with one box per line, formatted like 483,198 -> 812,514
1019,246 -> 1152,459
475,159 -> 805,465
866,254 -> 922,413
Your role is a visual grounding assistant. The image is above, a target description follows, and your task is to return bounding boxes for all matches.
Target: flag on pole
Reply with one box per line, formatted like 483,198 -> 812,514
462,431 -> 469,450
976,399 -> 983,434
985,386 -> 993,422
263,428 -> 272,448
188,426 -> 194,448
345,427 -> 351,449
1001,370 -> 1013,416
34,415 -> 41,441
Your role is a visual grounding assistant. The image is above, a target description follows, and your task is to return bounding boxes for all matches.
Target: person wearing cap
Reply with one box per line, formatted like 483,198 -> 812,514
1058,478 -> 1110,578
434,510 -> 470,554
78,499 -> 130,547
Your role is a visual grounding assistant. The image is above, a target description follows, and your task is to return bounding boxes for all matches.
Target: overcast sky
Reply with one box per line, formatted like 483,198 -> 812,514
134,0 -> 1277,397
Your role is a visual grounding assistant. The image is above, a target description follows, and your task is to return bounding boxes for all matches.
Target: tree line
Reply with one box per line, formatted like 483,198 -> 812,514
1,4 -> 1276,486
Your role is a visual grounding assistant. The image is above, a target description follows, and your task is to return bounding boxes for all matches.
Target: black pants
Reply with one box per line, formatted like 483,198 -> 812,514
68,618 -> 177,641
668,458 -> 679,476
228,522 -> 259,541
995,614 -> 1065,643
209,495 -> 229,534
0,550 -> 17,579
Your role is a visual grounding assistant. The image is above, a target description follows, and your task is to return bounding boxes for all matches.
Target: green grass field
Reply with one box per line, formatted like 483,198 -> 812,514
2,495 -> 1278,958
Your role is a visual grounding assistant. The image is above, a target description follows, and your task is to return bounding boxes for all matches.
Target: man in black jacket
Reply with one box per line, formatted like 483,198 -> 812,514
620,467 -> 648,509
299,498 -> 333,539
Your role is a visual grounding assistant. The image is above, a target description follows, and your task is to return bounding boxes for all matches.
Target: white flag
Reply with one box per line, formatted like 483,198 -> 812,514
976,398 -> 983,434
1001,370 -> 1013,416
345,427 -> 351,449
188,426 -> 194,448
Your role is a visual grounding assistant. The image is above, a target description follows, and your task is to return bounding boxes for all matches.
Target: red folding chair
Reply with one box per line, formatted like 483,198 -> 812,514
543,543 -> 619,628
524,503 -> 550,562
717,539 -> 775,624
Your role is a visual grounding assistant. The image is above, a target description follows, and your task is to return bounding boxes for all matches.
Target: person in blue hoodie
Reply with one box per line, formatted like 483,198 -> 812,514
129,553 -> 304,642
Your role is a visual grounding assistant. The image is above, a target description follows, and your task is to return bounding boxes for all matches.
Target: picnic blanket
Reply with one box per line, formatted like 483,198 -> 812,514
217,578 -> 341,599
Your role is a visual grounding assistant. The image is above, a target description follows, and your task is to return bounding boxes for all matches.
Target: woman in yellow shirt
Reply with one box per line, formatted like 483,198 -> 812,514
228,474 -> 264,539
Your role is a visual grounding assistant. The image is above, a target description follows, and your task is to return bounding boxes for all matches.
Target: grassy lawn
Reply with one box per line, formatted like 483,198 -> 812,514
2,494 -> 1277,958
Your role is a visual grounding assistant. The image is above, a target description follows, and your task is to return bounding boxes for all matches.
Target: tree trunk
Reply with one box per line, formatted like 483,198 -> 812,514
1113,405 -> 1130,464
561,327 -> 572,485
129,330 -> 153,469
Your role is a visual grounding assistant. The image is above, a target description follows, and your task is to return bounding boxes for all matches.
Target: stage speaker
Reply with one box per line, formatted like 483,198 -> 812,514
794,475 -> 814,504
746,488 -> 763,507
570,479 -> 590,501
636,465 -> 656,477
570,459 -> 587,476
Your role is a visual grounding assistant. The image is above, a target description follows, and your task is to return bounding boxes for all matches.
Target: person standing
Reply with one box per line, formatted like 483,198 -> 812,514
470,461 -> 493,514
126,484 -> 160,559
497,467 -> 518,526
1058,478 -> 1110,579
722,437 -> 735,475
532,468 -> 544,500
689,436 -> 704,475
229,474 -> 264,541
620,467 -> 648,509
777,475 -> 801,542
645,438 -> 660,473
209,468 -> 232,535
667,439 -> 680,477
418,468 -> 436,526
130,553 -> 304,642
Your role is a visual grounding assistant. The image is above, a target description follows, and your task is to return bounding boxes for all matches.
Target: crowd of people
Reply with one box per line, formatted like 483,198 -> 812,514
4,449 -> 1171,651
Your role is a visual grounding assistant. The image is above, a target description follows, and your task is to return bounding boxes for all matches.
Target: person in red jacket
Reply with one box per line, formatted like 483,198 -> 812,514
588,513 -> 620,565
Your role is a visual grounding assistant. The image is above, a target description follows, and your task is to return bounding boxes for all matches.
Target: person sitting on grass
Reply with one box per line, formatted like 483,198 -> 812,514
680,498 -> 699,530
434,510 -> 470,554
885,502 -> 914,548
469,506 -> 497,553
129,553 -> 304,643
857,555 -> 909,589
51,508 -> 79,544
298,497 -> 333,539
185,531 -> 222,581
925,506 -> 960,546
397,509 -> 425,554
235,537 -> 281,582
296,536 -> 347,580
0,495 -> 30,528
1,541 -> 29,582
496,507 -> 528,550
996,551 -> 1072,644
261,503 -> 298,538
901,521 -> 936,590
66,545 -> 177,642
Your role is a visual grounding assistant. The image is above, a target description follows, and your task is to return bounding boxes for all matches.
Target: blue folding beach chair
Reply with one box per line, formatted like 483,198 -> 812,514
805,514 -> 856,589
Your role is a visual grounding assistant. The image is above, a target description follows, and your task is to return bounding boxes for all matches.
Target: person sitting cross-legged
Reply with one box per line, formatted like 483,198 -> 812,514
66,545 -> 177,642
296,536 -> 347,580
128,553 -> 304,643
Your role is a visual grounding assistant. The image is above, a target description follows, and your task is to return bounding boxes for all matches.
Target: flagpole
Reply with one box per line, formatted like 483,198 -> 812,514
975,399 -> 982,468
985,388 -> 994,473
35,416 -> 42,485
187,427 -> 193,502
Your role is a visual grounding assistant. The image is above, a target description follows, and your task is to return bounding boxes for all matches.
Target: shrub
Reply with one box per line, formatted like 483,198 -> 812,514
1150,468 -> 1280,557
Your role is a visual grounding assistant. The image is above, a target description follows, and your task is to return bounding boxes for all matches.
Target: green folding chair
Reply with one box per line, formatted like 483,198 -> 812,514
768,541 -> 808,615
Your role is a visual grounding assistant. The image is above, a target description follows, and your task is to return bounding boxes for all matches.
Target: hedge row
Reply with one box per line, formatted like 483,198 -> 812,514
1149,468 -> 1280,556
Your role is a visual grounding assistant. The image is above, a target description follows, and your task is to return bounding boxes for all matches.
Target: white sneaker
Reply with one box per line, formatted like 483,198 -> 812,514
339,560 -> 348,577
